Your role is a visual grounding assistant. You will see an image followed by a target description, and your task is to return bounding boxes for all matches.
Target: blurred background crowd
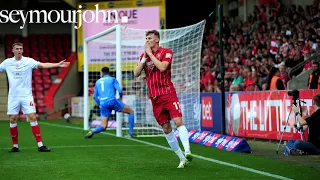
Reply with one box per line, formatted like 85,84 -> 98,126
200,0 -> 320,92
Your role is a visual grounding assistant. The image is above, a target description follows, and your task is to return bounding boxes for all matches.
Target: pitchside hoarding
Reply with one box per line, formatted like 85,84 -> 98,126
225,90 -> 320,141
200,93 -> 223,133
201,89 -> 320,141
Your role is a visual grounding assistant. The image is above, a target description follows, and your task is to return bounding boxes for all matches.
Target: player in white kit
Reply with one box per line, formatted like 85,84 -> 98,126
0,43 -> 70,152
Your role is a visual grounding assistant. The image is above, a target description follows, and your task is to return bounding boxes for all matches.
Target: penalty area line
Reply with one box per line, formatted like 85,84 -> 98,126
40,122 -> 293,180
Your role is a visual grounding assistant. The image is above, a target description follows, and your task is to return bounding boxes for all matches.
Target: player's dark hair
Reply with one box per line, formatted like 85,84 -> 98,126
12,43 -> 23,48
101,67 -> 109,75
313,94 -> 320,107
146,30 -> 160,39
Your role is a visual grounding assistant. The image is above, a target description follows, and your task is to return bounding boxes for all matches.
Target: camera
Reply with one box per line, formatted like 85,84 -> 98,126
288,89 -> 299,100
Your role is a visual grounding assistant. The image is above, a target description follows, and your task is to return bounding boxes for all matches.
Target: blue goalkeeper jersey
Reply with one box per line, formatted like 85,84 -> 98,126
93,75 -> 123,106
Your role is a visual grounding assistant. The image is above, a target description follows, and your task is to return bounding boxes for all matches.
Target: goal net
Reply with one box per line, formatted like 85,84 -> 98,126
83,20 -> 206,137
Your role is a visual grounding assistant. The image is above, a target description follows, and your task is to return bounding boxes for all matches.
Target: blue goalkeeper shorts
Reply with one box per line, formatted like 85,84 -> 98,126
100,99 -> 125,117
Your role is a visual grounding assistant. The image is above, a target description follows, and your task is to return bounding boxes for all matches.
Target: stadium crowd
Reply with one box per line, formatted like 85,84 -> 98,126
200,1 -> 320,92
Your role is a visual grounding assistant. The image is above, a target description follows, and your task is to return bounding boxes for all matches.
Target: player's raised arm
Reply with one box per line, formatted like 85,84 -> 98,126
93,82 -> 100,106
38,59 -> 70,69
134,53 -> 146,77
113,78 -> 123,99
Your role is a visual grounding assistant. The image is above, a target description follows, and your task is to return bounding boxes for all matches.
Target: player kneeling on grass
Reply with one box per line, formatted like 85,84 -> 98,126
134,30 -> 193,168
0,42 -> 70,153
85,67 -> 136,138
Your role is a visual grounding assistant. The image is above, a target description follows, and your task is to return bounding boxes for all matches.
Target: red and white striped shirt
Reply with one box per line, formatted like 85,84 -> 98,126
270,37 -> 278,55
139,46 -> 176,97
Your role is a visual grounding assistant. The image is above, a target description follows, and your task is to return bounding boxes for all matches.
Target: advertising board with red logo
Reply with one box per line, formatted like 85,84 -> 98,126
226,89 -> 320,141
201,93 -> 222,133
202,96 -> 213,128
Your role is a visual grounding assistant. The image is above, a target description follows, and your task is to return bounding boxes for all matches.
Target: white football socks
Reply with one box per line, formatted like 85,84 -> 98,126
177,125 -> 191,154
165,130 -> 185,160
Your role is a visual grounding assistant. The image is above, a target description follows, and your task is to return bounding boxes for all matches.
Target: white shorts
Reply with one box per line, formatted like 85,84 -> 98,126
7,96 -> 36,115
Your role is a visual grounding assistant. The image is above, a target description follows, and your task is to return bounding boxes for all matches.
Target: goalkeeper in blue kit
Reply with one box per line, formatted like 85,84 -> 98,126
85,67 -> 136,138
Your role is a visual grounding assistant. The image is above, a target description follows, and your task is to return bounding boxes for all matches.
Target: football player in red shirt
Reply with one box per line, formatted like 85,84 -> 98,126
134,30 -> 193,168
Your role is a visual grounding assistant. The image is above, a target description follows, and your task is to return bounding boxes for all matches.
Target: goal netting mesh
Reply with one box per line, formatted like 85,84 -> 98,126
85,20 -> 206,137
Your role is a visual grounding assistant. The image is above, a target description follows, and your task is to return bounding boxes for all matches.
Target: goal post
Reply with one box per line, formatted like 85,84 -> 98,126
83,20 -> 206,137
83,24 -> 123,137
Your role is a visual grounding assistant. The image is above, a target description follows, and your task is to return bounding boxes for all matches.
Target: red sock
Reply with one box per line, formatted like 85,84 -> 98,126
10,123 -> 18,146
31,121 -> 43,146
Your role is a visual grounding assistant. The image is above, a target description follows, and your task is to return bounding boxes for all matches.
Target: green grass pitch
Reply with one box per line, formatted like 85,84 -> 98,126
0,120 -> 319,180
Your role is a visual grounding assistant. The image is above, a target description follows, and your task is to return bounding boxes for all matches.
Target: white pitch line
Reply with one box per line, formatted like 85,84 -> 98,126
0,144 -> 148,150
40,122 -> 293,180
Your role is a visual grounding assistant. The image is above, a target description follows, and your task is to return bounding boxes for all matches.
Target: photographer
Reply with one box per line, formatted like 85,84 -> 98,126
288,94 -> 320,155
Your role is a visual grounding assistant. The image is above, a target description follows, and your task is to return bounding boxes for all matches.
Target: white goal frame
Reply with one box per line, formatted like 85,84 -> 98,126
83,24 -> 165,137
83,24 -> 123,137
83,21 -> 205,137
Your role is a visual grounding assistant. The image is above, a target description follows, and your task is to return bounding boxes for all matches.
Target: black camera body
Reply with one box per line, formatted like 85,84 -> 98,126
288,89 -> 299,100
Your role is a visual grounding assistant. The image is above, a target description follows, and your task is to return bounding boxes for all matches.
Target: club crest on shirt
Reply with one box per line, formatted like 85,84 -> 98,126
156,54 -> 161,58
146,61 -> 155,70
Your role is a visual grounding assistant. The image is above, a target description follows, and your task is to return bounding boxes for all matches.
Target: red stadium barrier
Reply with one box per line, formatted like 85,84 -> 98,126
226,89 -> 320,141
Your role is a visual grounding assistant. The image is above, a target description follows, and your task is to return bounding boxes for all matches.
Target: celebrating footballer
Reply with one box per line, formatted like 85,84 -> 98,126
134,30 -> 193,168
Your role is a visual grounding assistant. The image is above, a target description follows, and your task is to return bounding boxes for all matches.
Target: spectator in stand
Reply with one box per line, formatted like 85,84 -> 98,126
240,66 -> 255,91
256,57 -> 270,79
200,66 -> 215,91
307,61 -> 320,89
279,64 -> 289,88
224,78 -> 232,92
309,39 -> 319,52
230,69 -> 243,91
266,67 -> 285,90
251,69 -> 265,91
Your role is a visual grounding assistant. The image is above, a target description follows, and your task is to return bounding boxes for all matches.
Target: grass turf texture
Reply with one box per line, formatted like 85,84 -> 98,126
0,120 -> 319,180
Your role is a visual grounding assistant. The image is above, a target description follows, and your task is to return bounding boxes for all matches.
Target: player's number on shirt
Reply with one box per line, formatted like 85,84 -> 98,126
100,81 -> 104,91
173,102 -> 180,110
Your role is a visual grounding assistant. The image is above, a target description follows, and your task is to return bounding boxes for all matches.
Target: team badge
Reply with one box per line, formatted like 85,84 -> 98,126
146,61 -> 155,71
165,53 -> 172,59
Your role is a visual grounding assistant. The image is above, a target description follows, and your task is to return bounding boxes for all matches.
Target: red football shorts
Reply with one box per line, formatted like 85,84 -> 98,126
150,93 -> 182,125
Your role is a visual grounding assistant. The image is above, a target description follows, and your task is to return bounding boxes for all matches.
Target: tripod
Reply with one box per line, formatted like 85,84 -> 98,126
276,98 -> 306,154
